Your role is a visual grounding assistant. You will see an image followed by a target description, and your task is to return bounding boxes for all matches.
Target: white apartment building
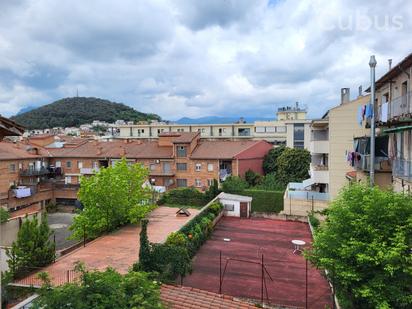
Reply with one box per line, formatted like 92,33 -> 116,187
113,104 -> 311,149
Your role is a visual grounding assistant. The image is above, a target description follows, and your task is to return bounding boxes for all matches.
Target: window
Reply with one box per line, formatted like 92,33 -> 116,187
238,128 -> 251,136
195,163 -> 202,171
9,163 -> 16,173
224,204 -> 234,211
207,163 -> 214,172
93,161 -> 99,169
150,164 -> 156,171
65,176 -> 72,184
163,162 -> 171,173
56,161 -> 61,168
293,124 -> 305,149
66,161 -> 72,168
266,126 -> 276,133
177,128 -> 185,132
176,179 -> 187,187
18,163 -> 23,170
129,127 -> 133,136
137,129 -> 144,136
276,126 -> 286,133
218,128 -> 226,136
77,161 -> 83,169
207,179 -> 213,186
176,163 -> 187,171
255,126 -> 265,133
176,146 -> 187,157
195,179 -> 202,187
157,129 -> 164,134
198,128 -> 205,133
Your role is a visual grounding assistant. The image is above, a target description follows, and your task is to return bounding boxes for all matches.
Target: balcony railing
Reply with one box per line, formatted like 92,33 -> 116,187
19,167 -> 49,177
80,167 -> 100,175
353,154 -> 391,172
378,92 -> 412,122
392,158 -> 412,181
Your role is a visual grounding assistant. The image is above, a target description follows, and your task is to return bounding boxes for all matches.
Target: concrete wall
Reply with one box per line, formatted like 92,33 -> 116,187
0,211 -> 42,247
328,95 -> 371,199
282,195 -> 329,217
219,198 -> 250,217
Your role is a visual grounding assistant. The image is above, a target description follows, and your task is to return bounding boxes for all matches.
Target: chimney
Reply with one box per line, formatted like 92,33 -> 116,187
341,88 -> 350,104
388,59 -> 392,71
358,85 -> 363,97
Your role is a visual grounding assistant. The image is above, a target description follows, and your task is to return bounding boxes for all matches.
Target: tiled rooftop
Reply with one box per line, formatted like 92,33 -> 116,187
161,284 -> 258,309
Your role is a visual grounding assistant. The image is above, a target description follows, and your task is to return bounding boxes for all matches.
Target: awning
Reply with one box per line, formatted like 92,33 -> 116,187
383,125 -> 412,133
302,178 -> 315,188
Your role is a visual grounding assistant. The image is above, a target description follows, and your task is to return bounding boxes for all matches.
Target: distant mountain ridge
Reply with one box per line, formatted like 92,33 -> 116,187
175,116 -> 274,124
11,97 -> 161,130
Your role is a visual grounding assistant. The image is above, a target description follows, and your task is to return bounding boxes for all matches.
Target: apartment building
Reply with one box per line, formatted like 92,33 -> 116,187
115,104 -> 311,149
0,132 -> 271,210
285,89 -> 373,215
372,53 -> 412,193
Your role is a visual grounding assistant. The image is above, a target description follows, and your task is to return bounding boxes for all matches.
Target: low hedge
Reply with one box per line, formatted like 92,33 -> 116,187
158,187 -> 208,207
242,189 -> 284,213
137,201 -> 223,282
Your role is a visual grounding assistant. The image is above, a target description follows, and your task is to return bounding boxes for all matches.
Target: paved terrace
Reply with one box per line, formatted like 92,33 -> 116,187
183,217 -> 332,309
15,206 -> 199,286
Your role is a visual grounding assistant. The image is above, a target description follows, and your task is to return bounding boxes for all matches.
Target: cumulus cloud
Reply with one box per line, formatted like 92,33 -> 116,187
0,0 -> 411,120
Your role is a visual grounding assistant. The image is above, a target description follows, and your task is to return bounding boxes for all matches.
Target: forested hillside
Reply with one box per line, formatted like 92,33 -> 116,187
11,97 -> 160,129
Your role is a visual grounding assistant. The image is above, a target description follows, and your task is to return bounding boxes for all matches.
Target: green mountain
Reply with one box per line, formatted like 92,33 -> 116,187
11,97 -> 161,129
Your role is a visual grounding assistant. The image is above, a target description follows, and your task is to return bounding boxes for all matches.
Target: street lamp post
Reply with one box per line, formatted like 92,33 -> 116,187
369,55 -> 377,186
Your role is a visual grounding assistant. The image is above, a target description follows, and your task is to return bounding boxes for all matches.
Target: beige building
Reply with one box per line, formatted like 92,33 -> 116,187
285,88 -> 373,215
372,53 -> 412,193
115,104 -> 311,149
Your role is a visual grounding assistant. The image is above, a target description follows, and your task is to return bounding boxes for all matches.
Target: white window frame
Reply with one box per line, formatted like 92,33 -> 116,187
195,179 -> 202,187
195,163 -> 202,172
77,161 -> 83,169
224,204 -> 235,211
207,163 -> 214,172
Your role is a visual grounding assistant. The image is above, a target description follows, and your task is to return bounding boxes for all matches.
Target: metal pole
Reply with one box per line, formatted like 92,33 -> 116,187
261,254 -> 264,305
369,55 -> 377,186
305,259 -> 308,309
219,251 -> 222,294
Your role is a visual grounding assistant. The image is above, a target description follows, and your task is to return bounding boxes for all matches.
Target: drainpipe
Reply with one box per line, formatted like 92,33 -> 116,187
369,55 -> 377,186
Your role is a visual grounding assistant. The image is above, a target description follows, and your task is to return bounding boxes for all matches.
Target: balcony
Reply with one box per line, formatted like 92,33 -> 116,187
19,167 -> 49,177
309,164 -> 329,184
353,154 -> 391,172
378,92 -> 412,123
80,167 -> 100,175
286,182 -> 330,201
392,158 -> 412,181
310,140 -> 329,154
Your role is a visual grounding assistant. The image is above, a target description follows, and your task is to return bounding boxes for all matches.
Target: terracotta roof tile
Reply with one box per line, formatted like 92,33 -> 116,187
0,141 -> 42,160
190,140 -> 261,159
160,284 -> 258,309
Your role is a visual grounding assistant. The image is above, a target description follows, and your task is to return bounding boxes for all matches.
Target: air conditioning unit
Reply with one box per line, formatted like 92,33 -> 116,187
155,160 -> 160,164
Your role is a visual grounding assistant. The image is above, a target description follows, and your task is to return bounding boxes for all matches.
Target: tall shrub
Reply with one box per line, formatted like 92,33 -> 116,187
276,147 -> 310,186
7,214 -> 55,277
307,184 -> 412,308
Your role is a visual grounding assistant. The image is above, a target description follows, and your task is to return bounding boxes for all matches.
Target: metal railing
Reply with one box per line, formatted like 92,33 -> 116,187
392,158 -> 412,181
353,154 -> 390,171
287,190 -> 330,201
378,91 -> 412,122
19,167 -> 50,177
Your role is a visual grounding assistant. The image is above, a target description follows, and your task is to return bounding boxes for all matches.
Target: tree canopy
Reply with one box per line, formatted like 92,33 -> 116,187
262,145 -> 286,175
11,97 -> 161,129
70,158 -> 154,239
307,184 -> 412,309
275,147 -> 310,186
33,263 -> 163,309
6,214 -> 55,277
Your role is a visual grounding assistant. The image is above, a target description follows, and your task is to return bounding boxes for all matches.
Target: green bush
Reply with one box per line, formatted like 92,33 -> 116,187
221,176 -> 248,194
0,207 -> 10,223
308,212 -> 320,231
158,187 -> 208,207
254,173 -> 285,191
242,189 -> 284,213
244,169 -> 262,187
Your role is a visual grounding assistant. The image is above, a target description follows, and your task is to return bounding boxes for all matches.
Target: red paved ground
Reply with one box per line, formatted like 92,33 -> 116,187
183,217 -> 332,309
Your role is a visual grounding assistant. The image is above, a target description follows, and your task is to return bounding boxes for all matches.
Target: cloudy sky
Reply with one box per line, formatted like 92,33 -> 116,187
0,0 -> 411,120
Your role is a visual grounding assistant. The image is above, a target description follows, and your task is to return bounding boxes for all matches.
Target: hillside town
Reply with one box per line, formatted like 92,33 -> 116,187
1,1 -> 412,309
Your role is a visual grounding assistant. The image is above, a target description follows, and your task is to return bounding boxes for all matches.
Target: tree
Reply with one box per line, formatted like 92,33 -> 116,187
205,179 -> 220,201
244,169 -> 262,187
307,184 -> 412,309
33,263 -> 163,309
70,158 -> 154,239
138,219 -> 151,271
254,173 -> 285,191
7,214 -> 55,277
262,145 -> 286,174
0,207 -> 9,223
275,147 -> 310,186
221,176 -> 248,194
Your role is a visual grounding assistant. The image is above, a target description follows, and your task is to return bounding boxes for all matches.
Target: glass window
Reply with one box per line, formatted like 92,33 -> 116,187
150,164 -> 156,171
224,204 -> 234,211
66,161 -> 72,168
255,126 -> 265,133
9,164 -> 16,172
195,163 -> 201,171
176,146 -> 187,157
276,126 -> 286,133
176,179 -> 187,187
195,179 -> 202,187
238,128 -> 251,136
176,163 -> 187,171
293,124 -> 304,148
77,161 -> 83,169
207,163 -> 214,172
207,179 -> 213,186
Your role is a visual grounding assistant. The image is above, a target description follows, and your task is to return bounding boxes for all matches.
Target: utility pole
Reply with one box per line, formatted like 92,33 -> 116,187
369,55 -> 377,186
